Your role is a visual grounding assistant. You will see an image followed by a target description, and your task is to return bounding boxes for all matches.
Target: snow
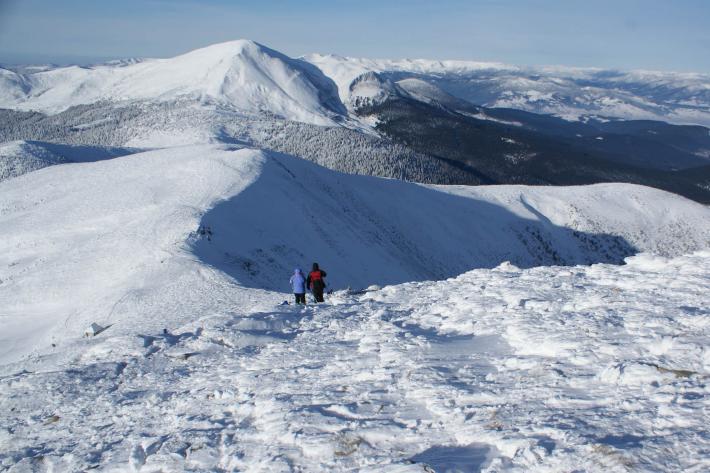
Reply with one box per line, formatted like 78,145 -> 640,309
0,146 -> 708,471
1,41 -> 710,470
0,41 -> 346,125
0,147 -> 706,470
395,78 -> 476,112
4,41 -> 708,129
1,144 -> 709,366
304,53 -> 710,127
84,322 -> 108,337
0,145 -> 264,364
349,72 -> 401,104
304,53 -> 515,106
1,238 -> 709,470
0,140 -> 141,182
0,140 -> 67,181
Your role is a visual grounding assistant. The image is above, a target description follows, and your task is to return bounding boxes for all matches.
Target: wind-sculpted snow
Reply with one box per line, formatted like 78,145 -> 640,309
1,250 -> 708,471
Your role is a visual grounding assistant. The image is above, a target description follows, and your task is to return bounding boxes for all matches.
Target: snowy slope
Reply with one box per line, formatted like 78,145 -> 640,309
0,68 -> 30,103
1,144 -> 709,471
0,40 -> 346,125
194,153 -> 710,293
346,73 -> 471,111
349,72 -> 403,105
0,145 -> 264,365
303,54 -> 512,105
1,249 -> 709,471
395,77 -> 476,110
0,140 -> 68,181
305,53 -> 710,126
1,144 -> 709,366
0,140 -> 140,181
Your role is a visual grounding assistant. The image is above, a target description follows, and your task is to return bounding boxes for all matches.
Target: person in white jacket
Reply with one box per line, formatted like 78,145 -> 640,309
289,268 -> 307,304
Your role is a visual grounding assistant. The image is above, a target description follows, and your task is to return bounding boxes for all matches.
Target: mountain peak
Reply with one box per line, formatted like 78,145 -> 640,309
0,40 -> 346,124
182,39 -> 270,59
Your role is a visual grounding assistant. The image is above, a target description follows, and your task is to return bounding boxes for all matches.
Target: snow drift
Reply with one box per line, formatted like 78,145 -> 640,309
1,144 -> 709,364
3,251 -> 709,471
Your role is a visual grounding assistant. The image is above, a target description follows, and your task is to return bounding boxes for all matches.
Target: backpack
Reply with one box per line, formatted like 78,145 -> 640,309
309,270 -> 325,289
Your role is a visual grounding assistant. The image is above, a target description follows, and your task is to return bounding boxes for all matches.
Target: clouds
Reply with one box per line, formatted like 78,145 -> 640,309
0,0 -> 708,72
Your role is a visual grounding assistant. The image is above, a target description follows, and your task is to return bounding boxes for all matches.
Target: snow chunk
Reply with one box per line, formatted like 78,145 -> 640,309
598,362 -> 672,386
84,323 -> 107,337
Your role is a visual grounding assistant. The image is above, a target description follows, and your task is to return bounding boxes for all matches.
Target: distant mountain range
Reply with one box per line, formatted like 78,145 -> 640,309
1,40 -> 709,202
306,53 -> 710,127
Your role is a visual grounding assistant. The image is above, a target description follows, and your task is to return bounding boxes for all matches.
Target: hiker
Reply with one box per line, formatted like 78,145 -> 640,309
307,263 -> 327,303
290,268 -> 307,304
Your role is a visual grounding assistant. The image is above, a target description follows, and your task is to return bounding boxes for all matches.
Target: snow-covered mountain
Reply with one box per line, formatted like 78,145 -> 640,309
2,39 -> 710,471
3,40 -> 709,205
1,145 -> 709,471
1,144 -> 709,365
305,54 -> 710,127
0,40 -> 346,125
3,41 -> 709,128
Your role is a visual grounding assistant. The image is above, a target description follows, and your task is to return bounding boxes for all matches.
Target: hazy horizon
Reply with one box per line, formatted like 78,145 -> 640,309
1,0 -> 709,73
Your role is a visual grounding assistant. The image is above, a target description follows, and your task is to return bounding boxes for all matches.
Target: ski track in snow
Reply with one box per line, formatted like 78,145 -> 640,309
1,252 -> 709,472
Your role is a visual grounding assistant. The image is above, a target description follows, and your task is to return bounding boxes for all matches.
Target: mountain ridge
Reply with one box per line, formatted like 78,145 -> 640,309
0,40 -> 347,125
305,53 -> 710,127
2,40 -> 709,127
2,143 -> 709,364
1,39 -> 709,203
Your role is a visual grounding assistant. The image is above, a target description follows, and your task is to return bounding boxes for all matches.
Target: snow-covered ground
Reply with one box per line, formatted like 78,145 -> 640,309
1,251 -> 709,472
1,144 -> 709,471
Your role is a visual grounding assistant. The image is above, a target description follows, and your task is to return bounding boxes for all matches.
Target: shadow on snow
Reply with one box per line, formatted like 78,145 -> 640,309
192,150 -> 637,292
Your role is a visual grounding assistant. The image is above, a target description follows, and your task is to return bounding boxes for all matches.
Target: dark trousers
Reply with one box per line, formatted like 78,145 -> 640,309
312,286 -> 325,302
294,293 -> 306,304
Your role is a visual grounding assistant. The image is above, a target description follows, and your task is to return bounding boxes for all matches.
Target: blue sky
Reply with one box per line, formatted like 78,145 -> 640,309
0,0 -> 708,72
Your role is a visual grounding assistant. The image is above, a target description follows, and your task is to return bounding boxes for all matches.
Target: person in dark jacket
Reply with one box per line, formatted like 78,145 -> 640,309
307,263 -> 327,303
289,268 -> 307,304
